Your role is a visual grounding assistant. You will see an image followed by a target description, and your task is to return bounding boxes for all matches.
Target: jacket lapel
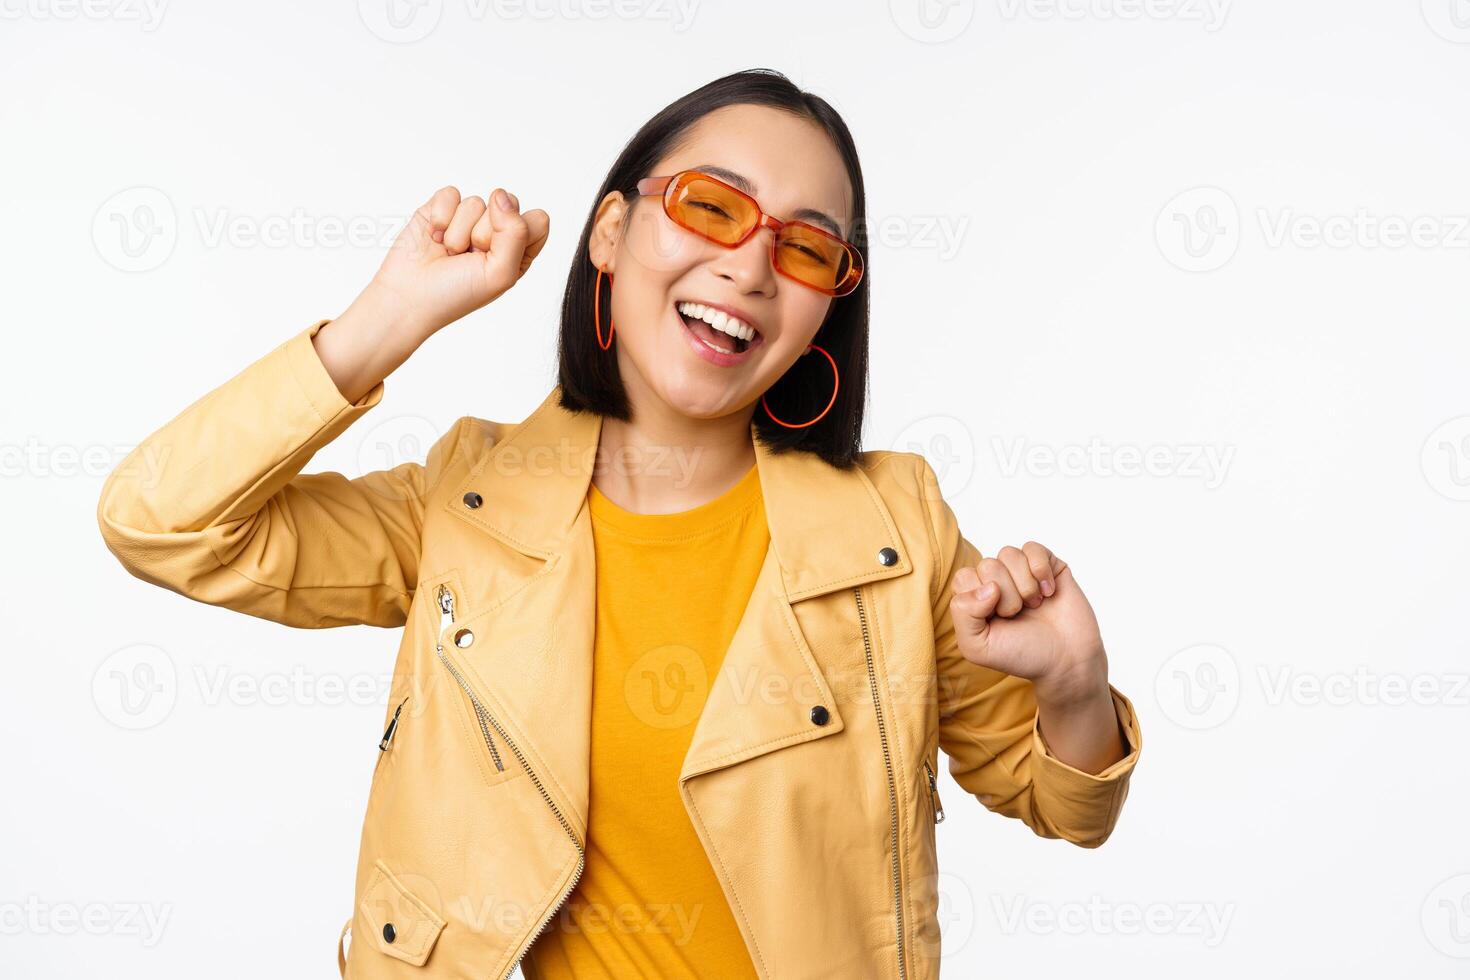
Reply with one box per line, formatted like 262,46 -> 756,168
440,386 -> 916,819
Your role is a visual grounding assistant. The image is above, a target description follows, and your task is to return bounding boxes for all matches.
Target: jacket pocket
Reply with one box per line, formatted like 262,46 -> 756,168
424,572 -> 520,787
357,859 -> 446,967
922,753 -> 945,825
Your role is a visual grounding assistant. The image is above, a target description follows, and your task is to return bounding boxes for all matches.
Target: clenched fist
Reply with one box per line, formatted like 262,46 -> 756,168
311,185 -> 551,404
366,185 -> 551,340
948,541 -> 1108,706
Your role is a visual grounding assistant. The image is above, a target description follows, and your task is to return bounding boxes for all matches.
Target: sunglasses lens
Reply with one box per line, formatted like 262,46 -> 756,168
667,175 -> 758,244
776,225 -> 857,294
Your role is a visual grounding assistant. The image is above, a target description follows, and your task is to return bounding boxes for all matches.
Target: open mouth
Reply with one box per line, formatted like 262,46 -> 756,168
675,300 -> 762,356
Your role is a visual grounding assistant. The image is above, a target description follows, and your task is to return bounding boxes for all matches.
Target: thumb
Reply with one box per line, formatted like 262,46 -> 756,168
949,570 -> 1000,662
479,188 -> 532,287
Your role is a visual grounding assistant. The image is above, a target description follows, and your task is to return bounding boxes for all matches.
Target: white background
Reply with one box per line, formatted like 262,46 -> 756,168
4,0 -> 1469,976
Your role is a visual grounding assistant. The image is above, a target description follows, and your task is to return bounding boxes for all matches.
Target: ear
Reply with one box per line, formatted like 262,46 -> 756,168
587,190 -> 629,274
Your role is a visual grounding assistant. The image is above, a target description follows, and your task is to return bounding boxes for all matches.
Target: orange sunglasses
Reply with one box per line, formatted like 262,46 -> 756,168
634,169 -> 864,297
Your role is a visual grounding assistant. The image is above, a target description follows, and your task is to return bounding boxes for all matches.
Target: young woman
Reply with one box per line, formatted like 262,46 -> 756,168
97,69 -> 1141,980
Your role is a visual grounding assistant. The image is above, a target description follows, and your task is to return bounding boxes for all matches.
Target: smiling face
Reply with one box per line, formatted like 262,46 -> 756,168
587,103 -> 856,423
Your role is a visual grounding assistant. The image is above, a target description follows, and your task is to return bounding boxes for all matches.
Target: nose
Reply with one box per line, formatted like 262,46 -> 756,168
708,226 -> 777,296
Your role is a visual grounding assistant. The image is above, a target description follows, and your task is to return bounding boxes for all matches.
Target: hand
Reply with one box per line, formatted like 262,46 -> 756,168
361,185 -> 551,342
948,542 -> 1107,707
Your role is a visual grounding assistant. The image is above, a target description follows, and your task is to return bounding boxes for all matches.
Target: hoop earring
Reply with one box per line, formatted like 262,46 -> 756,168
761,344 -> 840,429
594,266 -> 615,350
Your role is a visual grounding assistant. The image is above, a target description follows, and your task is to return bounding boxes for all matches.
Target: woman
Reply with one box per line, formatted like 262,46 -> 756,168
97,69 -> 1141,979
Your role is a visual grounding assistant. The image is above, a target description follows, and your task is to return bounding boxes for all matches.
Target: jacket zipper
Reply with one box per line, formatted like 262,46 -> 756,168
922,758 -> 945,825
434,584 -> 503,772
855,586 -> 907,980
433,584 -> 586,979
379,696 -> 408,751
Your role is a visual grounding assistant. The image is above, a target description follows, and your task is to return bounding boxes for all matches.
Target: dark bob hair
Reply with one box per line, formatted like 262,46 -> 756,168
555,68 -> 870,470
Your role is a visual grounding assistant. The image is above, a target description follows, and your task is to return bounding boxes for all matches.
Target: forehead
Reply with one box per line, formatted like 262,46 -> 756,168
652,103 -> 855,236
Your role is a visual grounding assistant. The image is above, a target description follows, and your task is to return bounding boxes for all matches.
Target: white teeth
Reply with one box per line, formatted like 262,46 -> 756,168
677,301 -> 756,343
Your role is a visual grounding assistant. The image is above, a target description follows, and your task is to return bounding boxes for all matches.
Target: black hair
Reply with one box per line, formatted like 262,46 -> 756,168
555,68 -> 870,470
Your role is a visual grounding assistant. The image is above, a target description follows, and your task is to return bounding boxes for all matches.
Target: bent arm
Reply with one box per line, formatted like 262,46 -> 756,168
918,456 -> 1143,848
96,319 -> 460,629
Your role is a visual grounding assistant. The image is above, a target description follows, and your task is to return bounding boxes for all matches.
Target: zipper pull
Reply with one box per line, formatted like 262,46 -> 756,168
379,696 -> 408,752
924,758 -> 945,824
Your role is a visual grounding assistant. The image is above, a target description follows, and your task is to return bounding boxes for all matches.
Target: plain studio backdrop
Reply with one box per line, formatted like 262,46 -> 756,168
3,1 -> 1468,976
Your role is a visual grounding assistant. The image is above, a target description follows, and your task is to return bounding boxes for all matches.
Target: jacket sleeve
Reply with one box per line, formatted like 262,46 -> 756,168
918,456 -> 1142,848
96,319 -> 463,629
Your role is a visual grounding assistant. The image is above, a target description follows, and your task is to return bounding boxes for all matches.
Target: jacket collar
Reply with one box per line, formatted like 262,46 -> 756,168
446,385 -> 913,602
439,385 -> 917,801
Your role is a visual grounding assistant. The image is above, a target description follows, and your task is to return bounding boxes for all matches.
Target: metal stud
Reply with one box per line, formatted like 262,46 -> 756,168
810,705 -> 830,726
877,547 -> 898,567
383,923 -> 396,944
454,628 -> 474,648
462,491 -> 483,509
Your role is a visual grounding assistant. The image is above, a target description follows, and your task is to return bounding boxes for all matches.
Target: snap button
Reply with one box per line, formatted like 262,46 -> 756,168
454,628 -> 474,648
877,547 -> 898,566
462,491 -> 483,509
383,922 -> 396,944
809,705 -> 830,726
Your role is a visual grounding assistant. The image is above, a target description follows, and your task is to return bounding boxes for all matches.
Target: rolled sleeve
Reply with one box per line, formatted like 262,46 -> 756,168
1031,683 -> 1142,847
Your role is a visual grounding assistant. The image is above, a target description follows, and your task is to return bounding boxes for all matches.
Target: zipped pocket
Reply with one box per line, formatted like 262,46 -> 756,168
922,756 -> 945,825
379,696 -> 409,752
433,582 -> 506,775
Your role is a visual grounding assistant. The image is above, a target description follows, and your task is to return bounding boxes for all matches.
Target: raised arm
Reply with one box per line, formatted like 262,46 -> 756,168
96,185 -> 551,628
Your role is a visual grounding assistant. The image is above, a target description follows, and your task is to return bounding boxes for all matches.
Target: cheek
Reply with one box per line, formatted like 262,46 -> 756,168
779,294 -> 833,346
622,208 -> 704,276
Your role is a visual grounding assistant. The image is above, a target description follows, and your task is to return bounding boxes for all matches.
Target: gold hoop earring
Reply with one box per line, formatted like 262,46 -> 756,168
761,344 -> 840,429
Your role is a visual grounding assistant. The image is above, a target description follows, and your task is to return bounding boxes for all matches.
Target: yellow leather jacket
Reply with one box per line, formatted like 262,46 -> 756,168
96,319 -> 1142,978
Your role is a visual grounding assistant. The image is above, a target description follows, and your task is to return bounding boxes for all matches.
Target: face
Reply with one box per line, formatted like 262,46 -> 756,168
587,103 -> 856,424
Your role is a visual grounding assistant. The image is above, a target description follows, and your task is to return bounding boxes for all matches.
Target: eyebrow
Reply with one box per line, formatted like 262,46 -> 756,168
691,164 -> 847,239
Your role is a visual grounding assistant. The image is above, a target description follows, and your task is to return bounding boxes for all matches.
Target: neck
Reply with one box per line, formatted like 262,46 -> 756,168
592,395 -> 758,516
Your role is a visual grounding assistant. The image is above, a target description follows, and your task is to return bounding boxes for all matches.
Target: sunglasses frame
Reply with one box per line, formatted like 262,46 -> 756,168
634,170 -> 864,298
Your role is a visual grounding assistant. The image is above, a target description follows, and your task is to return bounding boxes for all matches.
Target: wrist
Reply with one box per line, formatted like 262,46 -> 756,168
1033,650 -> 1109,712
351,280 -> 435,347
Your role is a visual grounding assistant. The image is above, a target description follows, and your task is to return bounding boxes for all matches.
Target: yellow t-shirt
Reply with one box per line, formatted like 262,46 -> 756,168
523,462 -> 766,980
